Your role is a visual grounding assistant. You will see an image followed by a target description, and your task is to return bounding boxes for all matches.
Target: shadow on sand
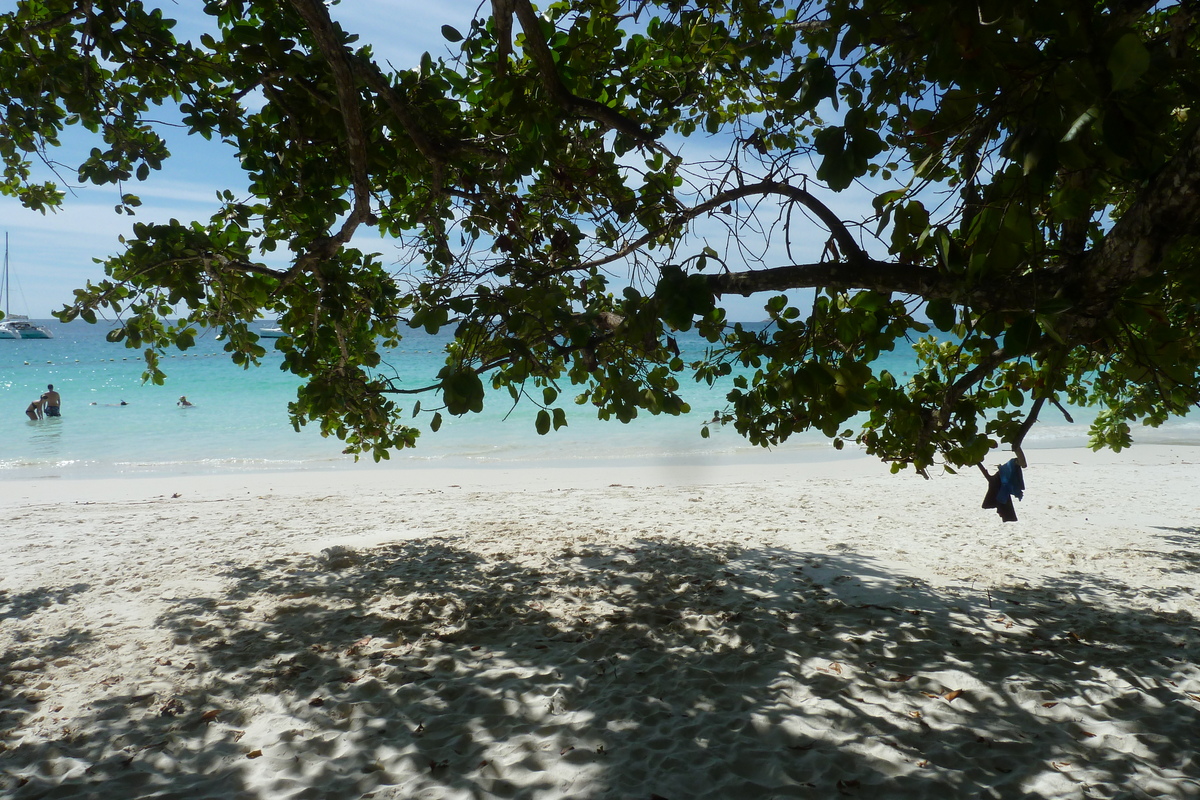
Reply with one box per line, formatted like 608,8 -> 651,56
1149,526 -> 1200,575
2,537 -> 1199,798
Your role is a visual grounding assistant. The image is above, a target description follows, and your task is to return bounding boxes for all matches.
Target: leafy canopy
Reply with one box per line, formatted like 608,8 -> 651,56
3,0 -> 1200,471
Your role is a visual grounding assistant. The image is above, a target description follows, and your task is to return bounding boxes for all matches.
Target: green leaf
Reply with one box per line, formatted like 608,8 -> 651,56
926,298 -> 955,332
536,409 -> 551,435
872,188 -> 906,213
441,25 -> 464,42
1108,33 -> 1150,92
443,370 -> 485,416
1061,106 -> 1100,143
1102,109 -> 1137,158
777,70 -> 805,102
1051,184 -> 1092,220
1003,315 -> 1040,356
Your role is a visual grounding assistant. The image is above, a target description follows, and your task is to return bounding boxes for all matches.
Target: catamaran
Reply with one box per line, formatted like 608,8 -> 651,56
0,233 -> 53,339
258,321 -> 286,338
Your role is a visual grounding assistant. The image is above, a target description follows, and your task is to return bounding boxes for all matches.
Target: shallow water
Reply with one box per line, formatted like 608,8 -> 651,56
0,320 -> 824,478
2,320 -> 1195,479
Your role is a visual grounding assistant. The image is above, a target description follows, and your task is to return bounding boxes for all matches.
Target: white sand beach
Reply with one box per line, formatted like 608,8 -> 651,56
2,445 -> 1200,799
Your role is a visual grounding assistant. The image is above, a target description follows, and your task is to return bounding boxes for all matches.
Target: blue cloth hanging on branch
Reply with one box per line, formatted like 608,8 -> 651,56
981,458 -> 1024,522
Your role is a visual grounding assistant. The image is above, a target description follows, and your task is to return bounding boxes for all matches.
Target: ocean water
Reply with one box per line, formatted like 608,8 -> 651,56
2,320 -> 1195,479
0,319 -> 828,478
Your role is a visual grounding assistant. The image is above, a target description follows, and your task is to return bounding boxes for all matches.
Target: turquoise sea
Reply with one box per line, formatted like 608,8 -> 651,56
2,320 -> 1195,479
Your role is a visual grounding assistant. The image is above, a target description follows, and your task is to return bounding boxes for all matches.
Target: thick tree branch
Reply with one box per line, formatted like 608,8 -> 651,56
284,0 -> 372,236
16,5 -> 83,36
491,0 -> 515,77
207,256 -> 286,280
707,260 -> 945,297
1080,123 -> 1200,313
781,20 -> 830,32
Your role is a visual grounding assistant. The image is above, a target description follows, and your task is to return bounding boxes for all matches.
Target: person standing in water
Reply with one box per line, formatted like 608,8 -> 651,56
177,396 -> 193,407
40,384 -> 61,417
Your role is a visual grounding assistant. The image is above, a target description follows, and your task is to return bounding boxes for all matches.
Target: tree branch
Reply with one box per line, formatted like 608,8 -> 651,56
938,345 -> 1008,429
349,54 -> 504,201
1080,122 -> 1200,313
284,0 -> 372,235
351,57 -> 447,196
911,345 -> 1006,467
206,255 -> 286,280
1009,395 -> 1044,469
708,260 -> 945,298
511,0 -> 656,144
491,0 -> 515,78
574,179 -> 872,274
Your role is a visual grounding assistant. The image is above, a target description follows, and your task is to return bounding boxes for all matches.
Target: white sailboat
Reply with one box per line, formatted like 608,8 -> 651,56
258,320 -> 286,338
0,233 -> 53,340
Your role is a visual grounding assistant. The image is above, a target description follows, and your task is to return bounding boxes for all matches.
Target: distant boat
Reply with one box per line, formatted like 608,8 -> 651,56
0,234 -> 53,340
0,315 -> 53,339
258,323 -> 286,338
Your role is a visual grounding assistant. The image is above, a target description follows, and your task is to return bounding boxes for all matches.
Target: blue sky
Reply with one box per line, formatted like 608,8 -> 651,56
1,1 -> 861,321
